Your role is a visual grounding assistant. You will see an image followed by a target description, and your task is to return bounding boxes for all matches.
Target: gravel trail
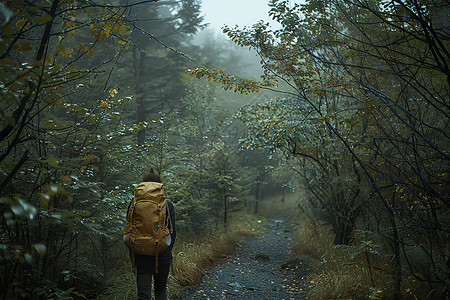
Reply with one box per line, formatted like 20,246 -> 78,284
177,217 -> 305,299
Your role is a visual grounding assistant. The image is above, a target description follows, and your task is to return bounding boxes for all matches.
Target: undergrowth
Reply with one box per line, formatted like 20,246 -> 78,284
292,211 -> 446,299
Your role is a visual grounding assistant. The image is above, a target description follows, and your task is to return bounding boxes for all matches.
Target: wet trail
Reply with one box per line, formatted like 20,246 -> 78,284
177,217 -> 305,299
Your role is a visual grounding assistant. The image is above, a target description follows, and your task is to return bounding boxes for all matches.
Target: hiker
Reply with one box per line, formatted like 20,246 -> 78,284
123,167 -> 176,300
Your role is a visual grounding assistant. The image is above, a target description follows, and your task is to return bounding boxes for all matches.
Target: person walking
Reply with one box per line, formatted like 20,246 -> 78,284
123,167 -> 176,300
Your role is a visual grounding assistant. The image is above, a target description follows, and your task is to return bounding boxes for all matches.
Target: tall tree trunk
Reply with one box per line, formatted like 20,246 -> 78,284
254,178 -> 260,214
133,48 -> 146,146
223,194 -> 227,227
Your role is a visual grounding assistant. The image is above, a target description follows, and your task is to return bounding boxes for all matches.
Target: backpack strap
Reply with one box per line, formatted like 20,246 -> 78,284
166,199 -> 174,235
129,198 -> 137,229
165,199 -> 176,277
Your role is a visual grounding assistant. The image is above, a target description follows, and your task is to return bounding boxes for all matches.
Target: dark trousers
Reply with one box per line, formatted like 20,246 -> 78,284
134,261 -> 170,300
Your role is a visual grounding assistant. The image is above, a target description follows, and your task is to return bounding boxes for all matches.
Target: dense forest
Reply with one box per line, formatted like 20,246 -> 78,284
0,0 -> 448,299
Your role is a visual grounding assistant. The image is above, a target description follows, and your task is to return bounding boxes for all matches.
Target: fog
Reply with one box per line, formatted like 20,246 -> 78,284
191,0 -> 304,103
200,0 -> 305,33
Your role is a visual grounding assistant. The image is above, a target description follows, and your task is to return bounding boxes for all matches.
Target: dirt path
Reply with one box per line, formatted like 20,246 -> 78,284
177,217 -> 305,299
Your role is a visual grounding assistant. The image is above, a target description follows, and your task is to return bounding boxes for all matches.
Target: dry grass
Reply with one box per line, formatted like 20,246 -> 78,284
230,214 -> 265,237
306,246 -> 396,300
291,216 -> 398,299
292,214 -> 444,299
292,214 -> 335,260
172,233 -> 237,287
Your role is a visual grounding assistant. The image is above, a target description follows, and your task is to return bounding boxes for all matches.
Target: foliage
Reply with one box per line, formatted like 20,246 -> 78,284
163,79 -> 251,232
114,0 -> 205,145
186,66 -> 271,94
0,0 -> 206,298
188,0 -> 449,297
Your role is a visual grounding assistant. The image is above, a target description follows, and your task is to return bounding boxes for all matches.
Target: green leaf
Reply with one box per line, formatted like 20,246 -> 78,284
0,197 -> 14,206
4,115 -> 16,126
4,95 -> 16,104
0,59 -> 18,65
34,14 -> 53,23
2,24 -> 15,35
12,39 -> 32,52
33,243 -> 47,256
40,193 -> 50,207
47,155 -> 59,166
24,253 -> 33,265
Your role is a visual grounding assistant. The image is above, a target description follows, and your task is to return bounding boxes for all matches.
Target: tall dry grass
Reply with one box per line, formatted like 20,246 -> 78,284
305,246 -> 396,299
172,232 -> 238,287
292,216 -> 334,260
292,213 -> 444,299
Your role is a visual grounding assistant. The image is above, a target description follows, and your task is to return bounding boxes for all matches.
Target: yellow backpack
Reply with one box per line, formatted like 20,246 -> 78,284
123,182 -> 171,272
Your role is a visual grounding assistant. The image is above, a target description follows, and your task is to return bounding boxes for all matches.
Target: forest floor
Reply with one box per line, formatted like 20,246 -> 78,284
176,212 -> 311,299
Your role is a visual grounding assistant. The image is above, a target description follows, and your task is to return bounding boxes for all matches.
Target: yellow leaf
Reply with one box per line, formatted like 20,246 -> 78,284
55,43 -> 66,53
118,26 -> 127,36
28,61 -> 42,67
97,31 -> 108,42
112,23 -> 120,32
16,19 -> 27,29
76,42 -> 86,51
61,175 -> 72,183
